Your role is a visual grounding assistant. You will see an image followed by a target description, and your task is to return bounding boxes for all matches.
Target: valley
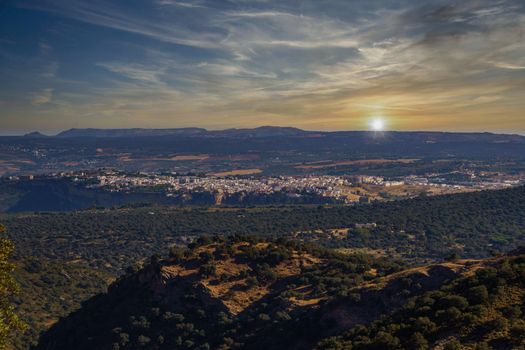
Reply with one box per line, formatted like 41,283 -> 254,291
2,185 -> 525,349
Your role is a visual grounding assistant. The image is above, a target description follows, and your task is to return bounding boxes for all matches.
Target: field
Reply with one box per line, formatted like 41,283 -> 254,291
295,158 -> 419,169
211,168 -> 263,176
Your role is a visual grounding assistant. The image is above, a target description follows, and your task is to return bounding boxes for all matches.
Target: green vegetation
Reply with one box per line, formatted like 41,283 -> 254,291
317,254 -> 525,349
1,186 -> 524,349
2,186 -> 524,274
10,258 -> 110,349
34,236 -> 404,350
33,236 -> 525,350
0,224 -> 25,349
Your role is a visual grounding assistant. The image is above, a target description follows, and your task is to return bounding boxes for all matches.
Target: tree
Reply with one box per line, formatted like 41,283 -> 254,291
137,335 -> 150,346
371,331 -> 400,349
474,342 -> 491,350
409,332 -> 428,350
199,263 -> 217,277
169,246 -> 186,262
444,338 -> 461,350
510,320 -> 525,344
467,285 -> 489,305
0,224 -> 25,349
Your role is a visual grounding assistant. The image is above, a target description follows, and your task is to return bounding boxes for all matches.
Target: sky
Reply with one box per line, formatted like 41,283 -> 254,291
0,0 -> 524,135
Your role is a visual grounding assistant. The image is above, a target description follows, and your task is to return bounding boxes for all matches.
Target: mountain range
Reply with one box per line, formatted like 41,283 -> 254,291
15,126 -> 525,142
53,126 -> 306,138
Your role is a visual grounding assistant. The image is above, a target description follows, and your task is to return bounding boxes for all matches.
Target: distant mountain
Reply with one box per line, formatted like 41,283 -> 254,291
56,127 -> 207,138
52,127 -> 525,144
208,126 -> 307,138
55,126 -> 307,138
23,131 -> 49,138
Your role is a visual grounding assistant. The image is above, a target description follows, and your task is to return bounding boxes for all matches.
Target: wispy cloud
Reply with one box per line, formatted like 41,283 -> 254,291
17,0 -> 224,49
3,0 -> 525,133
31,88 -> 54,105
96,62 -> 166,84
156,0 -> 208,9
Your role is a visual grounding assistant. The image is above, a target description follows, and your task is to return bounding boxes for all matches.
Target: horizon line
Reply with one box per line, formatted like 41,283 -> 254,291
1,126 -> 525,137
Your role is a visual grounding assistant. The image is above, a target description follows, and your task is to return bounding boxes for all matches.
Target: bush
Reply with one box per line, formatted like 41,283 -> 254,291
137,335 -> 150,346
408,332 -> 428,350
437,295 -> 469,310
371,332 -> 400,349
510,320 -> 525,342
199,264 -> 217,277
467,285 -> 489,305
474,342 -> 491,350
444,338 -> 461,350
169,246 -> 186,261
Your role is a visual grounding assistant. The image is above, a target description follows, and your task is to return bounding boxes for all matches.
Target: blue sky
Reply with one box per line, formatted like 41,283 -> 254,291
1,0 -> 524,134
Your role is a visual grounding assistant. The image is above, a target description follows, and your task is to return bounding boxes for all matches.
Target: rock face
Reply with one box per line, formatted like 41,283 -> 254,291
2,178 -> 339,213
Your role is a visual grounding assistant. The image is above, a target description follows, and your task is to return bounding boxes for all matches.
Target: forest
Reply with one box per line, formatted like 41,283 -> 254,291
1,186 -> 525,349
2,186 -> 524,274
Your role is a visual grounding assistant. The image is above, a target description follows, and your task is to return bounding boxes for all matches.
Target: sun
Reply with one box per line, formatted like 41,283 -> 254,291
370,118 -> 385,131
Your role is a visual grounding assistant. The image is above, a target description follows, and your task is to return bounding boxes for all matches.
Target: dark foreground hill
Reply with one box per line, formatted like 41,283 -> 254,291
34,237 -> 525,350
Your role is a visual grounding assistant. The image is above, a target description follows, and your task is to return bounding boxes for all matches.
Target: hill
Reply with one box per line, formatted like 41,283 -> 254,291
318,250 -> 525,350
32,236 -> 403,350
56,128 -> 207,138
33,238 -> 525,350
22,132 -> 49,138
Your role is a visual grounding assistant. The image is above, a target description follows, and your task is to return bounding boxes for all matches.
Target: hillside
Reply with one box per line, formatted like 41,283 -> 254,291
318,251 -> 525,350
11,258 -> 111,349
33,238 -> 525,350
33,237 -> 403,350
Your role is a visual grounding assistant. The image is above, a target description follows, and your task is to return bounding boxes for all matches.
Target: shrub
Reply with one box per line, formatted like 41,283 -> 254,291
408,332 -> 428,350
199,264 -> 217,277
467,286 -> 489,305
444,338 -> 461,350
137,335 -> 151,346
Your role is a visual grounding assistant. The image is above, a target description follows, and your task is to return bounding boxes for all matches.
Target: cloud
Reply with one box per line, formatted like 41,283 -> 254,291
488,61 -> 525,70
3,0 -> 525,133
473,95 -> 502,104
17,0 -> 224,49
97,62 -> 165,84
31,88 -> 54,105
156,0 -> 207,8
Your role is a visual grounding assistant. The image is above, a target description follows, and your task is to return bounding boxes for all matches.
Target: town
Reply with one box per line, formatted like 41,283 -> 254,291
5,169 -> 523,205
